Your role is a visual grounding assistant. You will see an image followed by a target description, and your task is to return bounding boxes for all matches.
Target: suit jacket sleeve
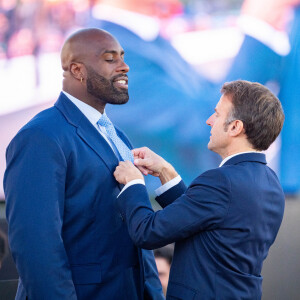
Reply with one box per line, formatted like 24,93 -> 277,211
155,180 -> 187,208
116,127 -> 164,299
4,127 -> 77,299
117,169 -> 231,249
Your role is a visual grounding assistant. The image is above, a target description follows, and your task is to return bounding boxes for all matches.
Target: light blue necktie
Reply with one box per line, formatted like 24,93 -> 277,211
97,114 -> 134,162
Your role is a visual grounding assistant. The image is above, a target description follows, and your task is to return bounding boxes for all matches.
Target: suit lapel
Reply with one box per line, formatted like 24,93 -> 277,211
76,124 -> 119,173
55,92 -> 119,174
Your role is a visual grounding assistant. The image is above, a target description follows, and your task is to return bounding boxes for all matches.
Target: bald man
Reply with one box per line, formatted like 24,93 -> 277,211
4,28 -> 164,300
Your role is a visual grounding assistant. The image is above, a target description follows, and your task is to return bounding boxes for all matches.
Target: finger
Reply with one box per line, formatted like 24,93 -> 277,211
113,170 -> 118,179
132,147 -> 149,159
136,165 -> 149,176
132,148 -> 144,157
134,158 -> 151,167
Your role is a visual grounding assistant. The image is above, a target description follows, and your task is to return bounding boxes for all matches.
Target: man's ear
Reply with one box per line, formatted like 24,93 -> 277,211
69,62 -> 85,80
228,120 -> 244,137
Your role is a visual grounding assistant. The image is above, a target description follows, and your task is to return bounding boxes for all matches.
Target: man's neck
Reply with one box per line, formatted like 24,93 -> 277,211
219,141 -> 256,160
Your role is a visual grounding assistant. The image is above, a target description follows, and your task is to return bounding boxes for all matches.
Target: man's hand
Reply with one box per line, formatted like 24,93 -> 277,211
132,147 -> 178,185
114,161 -> 144,185
132,147 -> 166,176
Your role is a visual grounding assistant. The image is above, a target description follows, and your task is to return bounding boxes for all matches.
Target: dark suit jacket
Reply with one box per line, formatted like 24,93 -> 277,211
117,153 -> 285,299
4,93 -> 164,300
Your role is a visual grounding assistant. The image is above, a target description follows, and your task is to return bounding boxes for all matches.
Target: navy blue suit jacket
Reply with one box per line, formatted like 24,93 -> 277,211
117,153 -> 285,299
4,93 -> 164,300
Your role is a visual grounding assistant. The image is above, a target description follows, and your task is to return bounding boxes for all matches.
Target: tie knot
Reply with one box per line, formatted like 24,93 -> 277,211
97,114 -> 111,128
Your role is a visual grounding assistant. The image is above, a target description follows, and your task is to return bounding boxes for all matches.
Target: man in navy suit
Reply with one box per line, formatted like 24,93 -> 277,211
114,80 -> 285,299
4,28 -> 163,299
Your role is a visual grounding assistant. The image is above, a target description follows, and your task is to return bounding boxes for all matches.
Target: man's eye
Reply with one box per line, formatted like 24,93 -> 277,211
106,59 -> 113,62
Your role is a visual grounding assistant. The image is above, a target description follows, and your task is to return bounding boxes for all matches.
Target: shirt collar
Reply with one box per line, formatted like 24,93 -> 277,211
62,91 -> 103,126
92,4 -> 160,41
219,151 -> 260,167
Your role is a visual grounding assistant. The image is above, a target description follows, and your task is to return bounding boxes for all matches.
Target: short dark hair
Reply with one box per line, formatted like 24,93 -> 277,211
154,244 -> 174,265
221,80 -> 284,151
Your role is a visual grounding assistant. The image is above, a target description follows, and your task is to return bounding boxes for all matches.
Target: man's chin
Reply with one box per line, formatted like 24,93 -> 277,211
115,97 -> 129,105
207,142 -> 216,153
108,95 -> 129,105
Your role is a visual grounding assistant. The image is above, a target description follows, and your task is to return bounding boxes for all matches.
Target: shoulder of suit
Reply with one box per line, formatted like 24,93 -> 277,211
190,167 -> 231,188
12,106 -> 69,145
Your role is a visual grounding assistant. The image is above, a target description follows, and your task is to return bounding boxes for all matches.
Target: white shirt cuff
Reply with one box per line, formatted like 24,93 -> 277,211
238,15 -> 290,56
155,175 -> 182,197
118,179 -> 145,197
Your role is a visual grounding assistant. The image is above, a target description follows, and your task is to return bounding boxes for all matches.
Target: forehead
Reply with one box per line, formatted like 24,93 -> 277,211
92,33 -> 124,55
216,94 -> 233,113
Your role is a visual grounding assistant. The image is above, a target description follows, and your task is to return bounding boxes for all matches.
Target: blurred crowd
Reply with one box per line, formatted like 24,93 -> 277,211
0,0 -> 244,60
0,0 -> 92,59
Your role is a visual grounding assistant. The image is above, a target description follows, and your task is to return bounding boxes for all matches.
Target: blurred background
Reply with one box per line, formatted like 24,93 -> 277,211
0,0 -> 299,299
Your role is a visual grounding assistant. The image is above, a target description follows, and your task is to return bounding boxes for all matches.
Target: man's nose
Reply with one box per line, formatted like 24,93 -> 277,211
206,115 -> 213,126
117,60 -> 129,73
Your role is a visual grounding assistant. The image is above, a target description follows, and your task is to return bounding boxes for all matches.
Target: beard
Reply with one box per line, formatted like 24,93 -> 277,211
86,66 -> 129,105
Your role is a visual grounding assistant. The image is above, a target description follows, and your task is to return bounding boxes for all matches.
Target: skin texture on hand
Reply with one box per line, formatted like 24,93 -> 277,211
132,147 -> 178,185
242,0 -> 300,30
114,161 -> 144,185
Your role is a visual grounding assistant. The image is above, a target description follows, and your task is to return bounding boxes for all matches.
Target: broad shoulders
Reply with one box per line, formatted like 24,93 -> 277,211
10,106 -> 69,147
191,167 -> 231,186
189,161 -> 264,190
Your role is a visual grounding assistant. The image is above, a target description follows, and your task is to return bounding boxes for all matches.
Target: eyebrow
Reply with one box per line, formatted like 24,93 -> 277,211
102,50 -> 125,55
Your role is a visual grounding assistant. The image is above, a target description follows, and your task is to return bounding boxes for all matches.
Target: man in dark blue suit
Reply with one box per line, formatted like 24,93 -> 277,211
4,28 -> 163,299
114,80 -> 285,299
